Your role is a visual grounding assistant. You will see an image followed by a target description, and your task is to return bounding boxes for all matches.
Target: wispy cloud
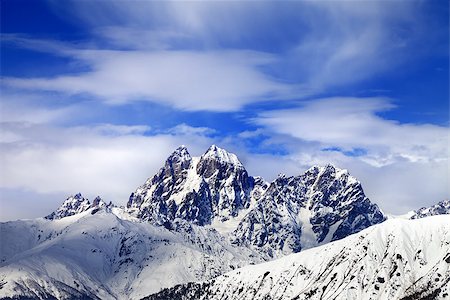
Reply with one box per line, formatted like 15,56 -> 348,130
256,97 -> 448,166
280,1 -> 431,89
249,97 -> 449,213
0,94 -> 75,126
1,0 -> 447,220
3,1 -> 440,111
3,44 -> 292,111
0,120 -> 217,219
168,123 -> 216,136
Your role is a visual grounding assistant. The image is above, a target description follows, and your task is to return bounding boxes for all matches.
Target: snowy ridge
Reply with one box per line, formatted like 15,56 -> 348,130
0,208 -> 261,299
145,215 -> 450,300
410,199 -> 450,219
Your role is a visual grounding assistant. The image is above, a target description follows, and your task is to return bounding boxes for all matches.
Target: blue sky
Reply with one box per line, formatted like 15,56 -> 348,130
1,0 -> 449,220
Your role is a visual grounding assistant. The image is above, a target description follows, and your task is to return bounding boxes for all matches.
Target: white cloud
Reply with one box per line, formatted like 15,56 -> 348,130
1,1 -> 447,220
256,97 -> 448,166
3,1 -> 435,111
168,123 -> 216,136
0,91 -> 76,125
250,97 -> 449,214
4,49 -> 291,111
0,121 -> 216,220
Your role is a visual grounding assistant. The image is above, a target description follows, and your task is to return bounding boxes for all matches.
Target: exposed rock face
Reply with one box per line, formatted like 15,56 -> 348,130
127,146 -> 385,258
92,196 -> 107,208
410,199 -> 450,219
45,194 -> 109,220
45,193 -> 91,220
127,145 -> 255,226
127,145 -> 194,224
230,165 -> 386,257
196,145 -> 254,221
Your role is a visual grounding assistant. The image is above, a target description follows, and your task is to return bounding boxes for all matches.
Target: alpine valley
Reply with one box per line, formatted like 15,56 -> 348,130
0,146 -> 448,300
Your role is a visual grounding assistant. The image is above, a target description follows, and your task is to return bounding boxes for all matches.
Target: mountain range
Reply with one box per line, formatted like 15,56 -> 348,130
126,145 -> 386,257
0,145 -> 448,299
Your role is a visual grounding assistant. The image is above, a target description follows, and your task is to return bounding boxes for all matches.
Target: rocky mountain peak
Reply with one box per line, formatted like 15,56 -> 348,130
231,164 -> 385,257
170,145 -> 191,159
200,145 -> 243,169
45,194 -> 112,220
91,196 -> 107,208
305,164 -> 347,177
410,199 -> 450,219
126,145 -> 254,225
45,193 -> 92,220
165,145 -> 192,170
302,164 -> 357,188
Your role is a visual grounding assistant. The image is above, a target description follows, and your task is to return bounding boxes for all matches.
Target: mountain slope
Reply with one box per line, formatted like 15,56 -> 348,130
0,207 -> 261,299
145,215 -> 450,300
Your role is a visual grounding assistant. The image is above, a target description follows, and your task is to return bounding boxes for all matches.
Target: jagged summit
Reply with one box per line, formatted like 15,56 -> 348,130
45,193 -> 91,220
45,194 -> 109,220
42,146 -> 385,259
305,163 -> 350,177
41,145 -> 386,259
231,161 -> 385,257
410,199 -> 450,219
125,145 -> 385,257
92,196 -> 104,207
166,144 -> 243,169
91,196 -> 113,210
200,145 -> 244,169
127,145 -> 253,225
168,145 -> 192,163
304,164 -> 358,186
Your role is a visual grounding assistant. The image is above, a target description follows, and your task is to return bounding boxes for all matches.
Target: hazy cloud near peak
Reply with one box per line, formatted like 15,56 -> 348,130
0,113 -> 448,219
0,121 -> 217,220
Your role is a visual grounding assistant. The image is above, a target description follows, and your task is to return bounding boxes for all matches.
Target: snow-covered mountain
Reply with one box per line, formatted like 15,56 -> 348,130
0,145 -> 416,300
127,145 -> 386,257
127,145 -> 254,226
230,165 -> 385,257
145,215 -> 450,300
410,199 -> 450,219
0,205 -> 261,299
